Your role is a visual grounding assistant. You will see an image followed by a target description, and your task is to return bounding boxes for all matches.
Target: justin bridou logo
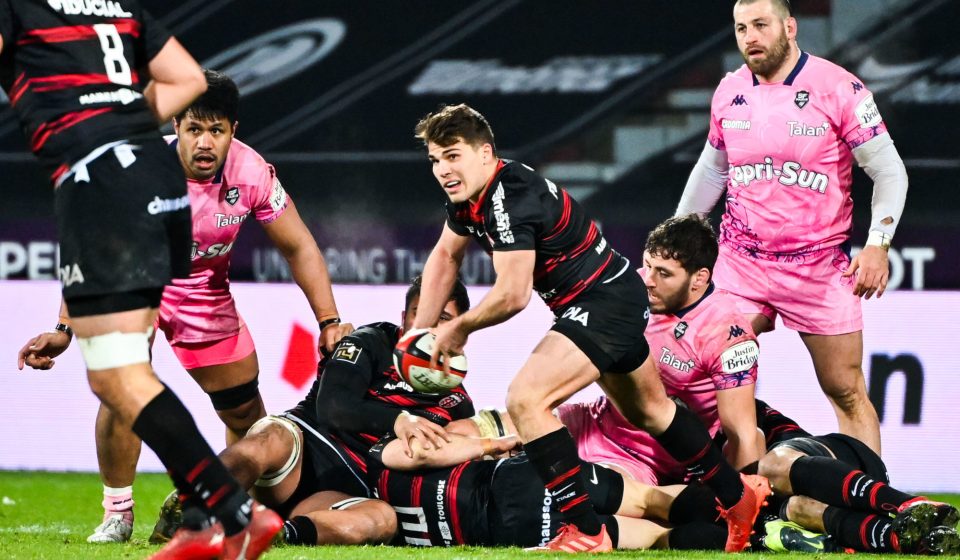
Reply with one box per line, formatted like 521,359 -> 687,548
202,19 -> 346,98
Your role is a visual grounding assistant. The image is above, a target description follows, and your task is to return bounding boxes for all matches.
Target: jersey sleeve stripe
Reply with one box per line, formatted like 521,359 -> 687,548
10,73 -> 138,106
543,189 -> 573,241
446,462 -> 469,545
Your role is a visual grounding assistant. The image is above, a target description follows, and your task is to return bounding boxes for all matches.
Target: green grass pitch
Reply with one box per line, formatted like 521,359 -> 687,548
0,470 -> 957,559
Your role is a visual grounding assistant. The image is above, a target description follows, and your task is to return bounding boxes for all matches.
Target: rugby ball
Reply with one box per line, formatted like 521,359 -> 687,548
393,329 -> 467,393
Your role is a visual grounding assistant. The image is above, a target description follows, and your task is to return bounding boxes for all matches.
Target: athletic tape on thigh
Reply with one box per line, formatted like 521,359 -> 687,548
250,415 -> 302,488
77,328 -> 152,370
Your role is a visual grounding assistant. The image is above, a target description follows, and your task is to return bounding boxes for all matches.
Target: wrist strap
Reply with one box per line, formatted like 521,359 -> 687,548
318,317 -> 341,330
54,322 -> 74,338
866,230 -> 892,250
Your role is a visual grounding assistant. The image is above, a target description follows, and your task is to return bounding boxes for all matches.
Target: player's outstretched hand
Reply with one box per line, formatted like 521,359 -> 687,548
319,321 -> 354,356
394,411 -> 452,458
843,245 -> 890,299
17,331 -> 71,371
428,319 -> 468,375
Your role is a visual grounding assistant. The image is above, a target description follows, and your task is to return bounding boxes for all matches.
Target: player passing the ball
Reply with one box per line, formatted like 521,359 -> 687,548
411,104 -> 770,552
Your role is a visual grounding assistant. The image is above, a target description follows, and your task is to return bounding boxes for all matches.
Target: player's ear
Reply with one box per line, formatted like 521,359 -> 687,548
693,267 -> 711,291
785,16 -> 798,39
231,121 -> 239,135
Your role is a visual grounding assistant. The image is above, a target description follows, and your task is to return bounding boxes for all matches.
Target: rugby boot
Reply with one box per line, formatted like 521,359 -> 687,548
149,490 -> 183,544
760,519 -> 844,553
147,524 -> 224,560
716,473 -> 772,552
221,501 -> 284,560
524,523 -> 613,553
918,525 -> 960,555
892,499 -> 960,553
87,511 -> 133,543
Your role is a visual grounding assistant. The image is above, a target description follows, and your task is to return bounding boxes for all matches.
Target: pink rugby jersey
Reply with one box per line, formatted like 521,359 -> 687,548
709,52 -> 888,255
159,137 -> 288,343
563,284 -> 759,483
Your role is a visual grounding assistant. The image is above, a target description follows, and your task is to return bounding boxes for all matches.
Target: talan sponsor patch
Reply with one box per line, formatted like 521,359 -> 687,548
720,340 -> 759,374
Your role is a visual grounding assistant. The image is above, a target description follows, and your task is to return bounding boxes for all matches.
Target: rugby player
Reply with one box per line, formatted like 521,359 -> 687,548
17,70 -> 348,544
2,2 -> 279,558
412,104 -> 768,552
677,0 -> 909,453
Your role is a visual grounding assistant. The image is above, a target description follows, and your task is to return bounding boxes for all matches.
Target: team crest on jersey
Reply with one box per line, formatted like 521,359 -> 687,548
333,342 -> 362,364
225,186 -> 240,206
674,321 -> 688,340
438,393 -> 465,409
794,91 -> 810,109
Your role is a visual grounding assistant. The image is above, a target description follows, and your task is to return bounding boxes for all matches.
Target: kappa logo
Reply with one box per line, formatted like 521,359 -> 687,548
794,90 -> 810,109
730,94 -> 748,106
674,321 -> 688,340
728,325 -> 746,339
561,306 -> 590,327
852,81 -> 863,93
225,186 -> 240,206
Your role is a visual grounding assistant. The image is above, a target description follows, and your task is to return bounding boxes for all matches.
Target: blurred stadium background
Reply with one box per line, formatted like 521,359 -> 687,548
2,0 -> 959,491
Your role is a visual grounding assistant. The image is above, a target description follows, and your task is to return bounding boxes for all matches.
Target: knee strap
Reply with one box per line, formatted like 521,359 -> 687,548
208,376 -> 260,411
78,327 -> 153,370
250,415 -> 301,488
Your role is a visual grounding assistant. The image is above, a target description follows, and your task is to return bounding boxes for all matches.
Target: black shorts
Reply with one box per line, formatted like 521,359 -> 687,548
278,413 -> 371,519
774,433 -> 889,482
551,266 -> 650,373
55,134 -> 191,315
488,456 -> 624,547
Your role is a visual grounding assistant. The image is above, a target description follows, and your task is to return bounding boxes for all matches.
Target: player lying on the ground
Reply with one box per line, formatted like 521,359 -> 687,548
16,69 -> 348,544
750,400 -> 960,555
152,276 -> 480,546
364,432 -> 730,550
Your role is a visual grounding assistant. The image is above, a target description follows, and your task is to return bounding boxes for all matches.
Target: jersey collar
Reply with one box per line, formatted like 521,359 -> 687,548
673,281 -> 716,319
468,159 -> 506,217
752,50 -> 809,86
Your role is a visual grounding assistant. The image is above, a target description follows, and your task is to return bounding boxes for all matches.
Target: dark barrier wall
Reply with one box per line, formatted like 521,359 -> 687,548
2,2 -> 957,287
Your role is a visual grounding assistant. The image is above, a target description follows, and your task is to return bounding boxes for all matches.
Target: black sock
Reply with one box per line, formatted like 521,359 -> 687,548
790,456 -> 912,513
823,506 -> 895,552
132,387 -> 252,535
599,515 -> 619,547
755,399 -> 811,447
284,516 -> 318,545
524,428 -> 601,535
654,406 -> 743,507
669,484 -> 721,525
668,522 -> 728,550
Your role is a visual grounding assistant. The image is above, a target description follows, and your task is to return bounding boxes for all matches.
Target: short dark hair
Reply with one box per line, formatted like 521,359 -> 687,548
735,0 -> 792,18
405,275 -> 471,316
176,69 -> 240,124
414,103 -> 496,154
644,214 -> 719,274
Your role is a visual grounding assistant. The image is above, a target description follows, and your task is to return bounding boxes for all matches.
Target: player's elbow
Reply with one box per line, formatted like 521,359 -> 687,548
502,285 -> 531,314
183,65 -> 206,99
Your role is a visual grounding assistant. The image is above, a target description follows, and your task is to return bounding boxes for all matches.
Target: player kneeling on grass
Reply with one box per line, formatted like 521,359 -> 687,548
16,69 -> 349,544
152,276 -> 478,546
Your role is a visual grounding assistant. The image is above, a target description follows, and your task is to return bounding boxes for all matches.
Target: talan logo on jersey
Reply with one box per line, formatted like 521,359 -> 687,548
191,241 -> 234,260
78,88 -> 142,106
788,121 -> 829,137
794,90 -> 810,109
490,183 -> 514,244
721,119 -> 751,130
720,340 -> 759,374
561,306 -> 590,327
855,95 -> 883,128
730,157 -> 829,194
47,0 -> 131,17
216,212 -> 249,228
674,321 -> 688,340
225,186 -> 240,206
59,263 -> 85,287
147,194 -> 190,215
730,95 -> 748,106
658,347 -> 694,373
332,342 -> 362,364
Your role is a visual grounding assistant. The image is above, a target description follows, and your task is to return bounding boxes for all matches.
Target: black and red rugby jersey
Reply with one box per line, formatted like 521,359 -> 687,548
0,0 -> 170,176
445,160 -> 629,311
291,322 -> 475,475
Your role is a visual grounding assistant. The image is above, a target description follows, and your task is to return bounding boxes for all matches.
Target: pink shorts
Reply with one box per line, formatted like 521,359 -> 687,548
168,326 -> 256,370
712,243 -> 863,336
557,402 -> 674,487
